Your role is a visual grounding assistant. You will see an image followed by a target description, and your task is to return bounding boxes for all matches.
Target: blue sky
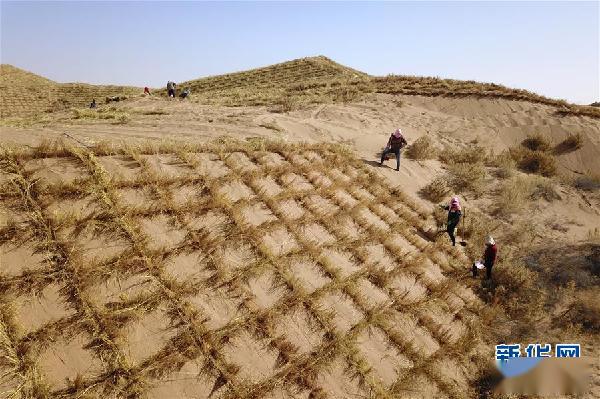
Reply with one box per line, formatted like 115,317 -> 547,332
1,1 -> 598,104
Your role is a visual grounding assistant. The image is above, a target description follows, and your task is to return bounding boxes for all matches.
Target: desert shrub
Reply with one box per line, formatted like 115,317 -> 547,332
432,205 -> 447,230
496,175 -> 559,216
406,136 -> 438,160
71,108 -> 97,119
271,96 -> 297,113
439,145 -> 489,165
530,176 -> 560,201
447,162 -> 487,195
491,259 -> 545,325
392,98 -> 404,107
588,245 -> 600,276
509,147 -> 556,176
495,176 -> 532,216
330,85 -> 361,103
573,174 -> 600,192
489,151 -> 516,178
554,133 -> 583,154
561,290 -> 600,332
419,176 -> 450,202
114,113 -> 130,124
521,133 -> 551,152
459,210 -> 496,258
141,109 -> 169,115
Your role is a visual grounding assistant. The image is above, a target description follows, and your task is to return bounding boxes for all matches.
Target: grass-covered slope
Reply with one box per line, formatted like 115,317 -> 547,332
0,64 -> 141,118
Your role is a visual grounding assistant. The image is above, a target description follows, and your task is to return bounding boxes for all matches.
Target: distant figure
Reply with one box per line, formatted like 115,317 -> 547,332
472,236 -> 498,279
144,87 -> 151,95
380,128 -> 407,171
89,99 -> 96,109
443,197 -> 462,246
180,88 -> 190,99
167,81 -> 176,98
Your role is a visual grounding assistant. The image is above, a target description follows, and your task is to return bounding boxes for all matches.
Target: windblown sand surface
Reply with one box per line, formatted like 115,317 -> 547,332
1,88 -> 600,397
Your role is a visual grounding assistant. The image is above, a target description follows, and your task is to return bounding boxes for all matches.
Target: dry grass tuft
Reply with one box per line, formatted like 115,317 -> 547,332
521,133 -> 551,152
560,290 -> 600,332
419,176 -> 450,203
573,173 -> 600,192
554,133 -> 583,154
447,162 -> 487,195
405,136 -> 438,160
494,175 -> 560,216
438,145 -> 489,165
489,151 -> 517,179
509,147 -> 557,177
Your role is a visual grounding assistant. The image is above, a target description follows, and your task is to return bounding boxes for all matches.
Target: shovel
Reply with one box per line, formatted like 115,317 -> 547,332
459,206 -> 467,246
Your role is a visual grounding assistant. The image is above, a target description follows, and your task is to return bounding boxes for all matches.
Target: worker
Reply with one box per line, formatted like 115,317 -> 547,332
380,128 -> 407,171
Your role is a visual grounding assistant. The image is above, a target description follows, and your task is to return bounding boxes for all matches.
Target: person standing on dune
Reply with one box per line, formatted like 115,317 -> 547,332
380,128 -> 407,171
472,236 -> 498,279
167,81 -> 175,98
443,196 -> 462,246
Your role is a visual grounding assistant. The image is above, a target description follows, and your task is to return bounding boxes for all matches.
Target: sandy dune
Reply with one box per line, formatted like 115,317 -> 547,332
1,65 -> 599,398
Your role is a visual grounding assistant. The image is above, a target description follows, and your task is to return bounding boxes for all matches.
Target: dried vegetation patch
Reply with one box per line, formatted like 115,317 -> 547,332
0,138 -> 484,398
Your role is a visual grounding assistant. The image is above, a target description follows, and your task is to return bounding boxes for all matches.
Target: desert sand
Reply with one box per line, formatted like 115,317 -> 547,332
1,59 -> 599,398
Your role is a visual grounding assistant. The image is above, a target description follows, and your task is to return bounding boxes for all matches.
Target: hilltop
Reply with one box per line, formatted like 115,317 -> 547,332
2,56 -> 599,119
167,56 -> 599,118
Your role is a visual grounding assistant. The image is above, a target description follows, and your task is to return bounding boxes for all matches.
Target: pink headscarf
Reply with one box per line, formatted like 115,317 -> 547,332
450,196 -> 461,211
392,128 -> 403,138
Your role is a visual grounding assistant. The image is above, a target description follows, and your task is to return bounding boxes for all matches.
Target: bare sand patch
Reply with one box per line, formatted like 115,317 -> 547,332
97,155 -> 143,182
187,286 -> 244,330
320,248 -> 359,277
23,157 -> 89,187
317,291 -> 363,333
252,175 -> 283,197
38,333 -> 104,390
194,153 -> 231,179
12,284 -> 74,335
44,195 -> 100,222
317,357 -> 370,398
356,326 -> 413,387
274,306 -> 323,354
246,270 -> 288,309
88,273 -> 157,307
138,214 -> 187,251
164,251 -> 211,284
241,202 -> 277,227
280,172 -> 313,192
288,259 -> 332,293
0,242 -> 47,277
222,330 -> 278,383
146,358 -> 218,399
218,180 -> 255,203
121,306 -> 178,364
274,199 -> 305,220
261,226 -> 299,257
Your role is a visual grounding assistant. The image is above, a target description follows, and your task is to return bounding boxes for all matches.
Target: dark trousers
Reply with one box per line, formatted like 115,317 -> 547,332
168,89 -> 175,97
380,147 -> 401,170
472,262 -> 493,279
447,223 -> 458,246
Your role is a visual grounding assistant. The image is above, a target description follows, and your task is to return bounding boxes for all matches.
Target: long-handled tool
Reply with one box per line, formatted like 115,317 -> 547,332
459,206 -> 467,246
